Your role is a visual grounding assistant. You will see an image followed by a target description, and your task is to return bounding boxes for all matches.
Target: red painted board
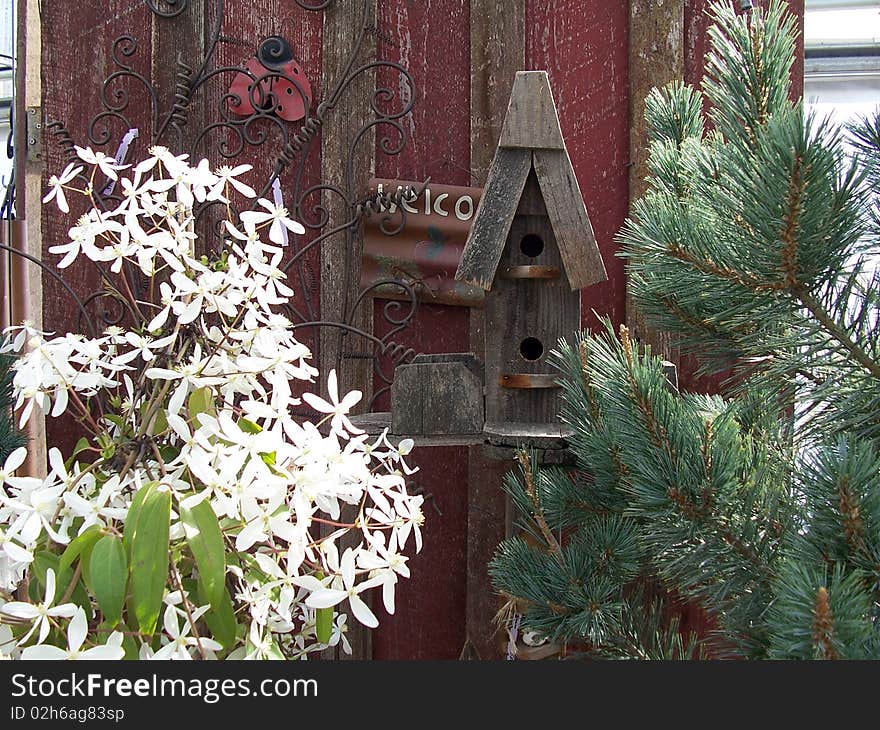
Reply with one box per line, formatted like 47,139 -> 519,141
526,1 -> 631,334
370,446 -> 469,660
371,0 -> 472,660
41,2 -> 158,458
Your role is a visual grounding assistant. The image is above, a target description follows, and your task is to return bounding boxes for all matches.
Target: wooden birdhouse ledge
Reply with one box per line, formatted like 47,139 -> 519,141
357,71 -> 607,462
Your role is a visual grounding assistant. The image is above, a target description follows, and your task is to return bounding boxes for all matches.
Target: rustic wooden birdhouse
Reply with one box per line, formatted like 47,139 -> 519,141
455,70 -> 607,443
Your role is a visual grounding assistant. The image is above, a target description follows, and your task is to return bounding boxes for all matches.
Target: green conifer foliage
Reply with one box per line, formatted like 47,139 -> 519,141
489,0 -> 880,659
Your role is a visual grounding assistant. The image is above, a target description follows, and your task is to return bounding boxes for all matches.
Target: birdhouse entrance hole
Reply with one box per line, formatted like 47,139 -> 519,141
520,233 -> 545,258
519,337 -> 544,361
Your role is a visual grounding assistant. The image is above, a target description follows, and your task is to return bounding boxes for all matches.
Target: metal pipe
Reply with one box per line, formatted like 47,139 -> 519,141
0,222 -> 9,331
806,1 -> 880,10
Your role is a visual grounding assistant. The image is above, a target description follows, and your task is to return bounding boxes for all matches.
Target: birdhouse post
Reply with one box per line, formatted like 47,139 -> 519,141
455,70 -> 607,446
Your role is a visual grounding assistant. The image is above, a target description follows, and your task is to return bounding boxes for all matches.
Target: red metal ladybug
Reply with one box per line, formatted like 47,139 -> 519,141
227,36 -> 312,123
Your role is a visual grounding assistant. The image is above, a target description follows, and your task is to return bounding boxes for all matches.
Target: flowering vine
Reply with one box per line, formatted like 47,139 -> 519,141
0,146 -> 423,660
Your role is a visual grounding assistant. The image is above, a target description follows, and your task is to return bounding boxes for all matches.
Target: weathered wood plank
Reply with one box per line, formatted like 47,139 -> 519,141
627,0 -> 684,362
455,147 -> 530,291
468,0 -> 525,662
41,2 -> 158,464
483,443 -> 577,464
482,444 -> 576,467
350,412 -> 485,447
152,0 -> 206,150
533,148 -> 607,291
320,0 -> 378,661
463,448 -> 511,657
498,71 -> 565,150
391,355 -> 484,436
470,0 -> 526,184
483,194 -> 579,427
19,0 -> 46,476
483,421 -> 573,448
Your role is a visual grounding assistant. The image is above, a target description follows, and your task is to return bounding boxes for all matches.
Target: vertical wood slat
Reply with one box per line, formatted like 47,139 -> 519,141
320,0 -> 377,660
627,0 -> 684,363
152,1 -> 207,151
18,0 -> 47,477
466,0 -> 525,660
470,1 -> 526,188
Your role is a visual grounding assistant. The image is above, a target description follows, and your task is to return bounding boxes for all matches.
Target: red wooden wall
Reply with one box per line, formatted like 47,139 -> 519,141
40,1 -> 804,659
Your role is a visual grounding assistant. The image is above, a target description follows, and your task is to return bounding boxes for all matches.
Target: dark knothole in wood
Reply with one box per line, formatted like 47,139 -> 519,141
520,233 -> 545,258
519,337 -> 544,361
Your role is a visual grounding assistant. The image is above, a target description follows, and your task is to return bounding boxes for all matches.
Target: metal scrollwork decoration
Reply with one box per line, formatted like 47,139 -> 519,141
42,0 -> 427,412
145,0 -> 191,19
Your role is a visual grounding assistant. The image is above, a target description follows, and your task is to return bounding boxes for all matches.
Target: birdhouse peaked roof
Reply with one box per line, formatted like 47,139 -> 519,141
455,71 -> 607,292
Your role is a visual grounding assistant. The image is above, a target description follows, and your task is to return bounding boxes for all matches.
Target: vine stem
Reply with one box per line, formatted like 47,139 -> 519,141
58,561 -> 83,605
172,566 -> 208,660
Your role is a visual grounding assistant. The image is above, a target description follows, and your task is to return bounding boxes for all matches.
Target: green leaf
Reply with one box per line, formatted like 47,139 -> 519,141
66,437 -> 92,468
180,499 -> 226,608
58,526 -> 103,577
30,551 -> 91,616
89,535 -> 128,627
129,486 -> 171,636
237,417 -> 262,434
316,607 -> 334,644
29,551 -> 60,602
105,414 -> 127,430
116,623 -> 140,660
198,579 -> 237,650
188,387 -> 216,420
314,571 -> 333,644
123,481 -> 159,559
151,408 -> 169,437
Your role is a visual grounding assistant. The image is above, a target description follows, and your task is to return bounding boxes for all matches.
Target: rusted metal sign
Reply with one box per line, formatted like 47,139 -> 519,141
362,179 -> 485,307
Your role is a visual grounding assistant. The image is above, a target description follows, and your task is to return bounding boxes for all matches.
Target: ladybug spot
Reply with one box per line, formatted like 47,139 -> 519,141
294,67 -> 300,74
286,88 -> 293,95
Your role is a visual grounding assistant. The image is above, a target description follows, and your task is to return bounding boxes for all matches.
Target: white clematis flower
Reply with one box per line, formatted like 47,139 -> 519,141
20,608 -> 125,660
303,549 -> 381,629
301,369 -> 364,438
42,163 -> 83,214
1,569 -> 78,645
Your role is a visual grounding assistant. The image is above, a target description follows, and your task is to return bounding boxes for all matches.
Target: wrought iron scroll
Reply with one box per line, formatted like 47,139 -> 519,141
43,0 -> 427,413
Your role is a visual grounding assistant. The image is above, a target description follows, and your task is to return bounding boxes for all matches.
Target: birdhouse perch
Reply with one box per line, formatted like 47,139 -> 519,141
455,70 -> 607,447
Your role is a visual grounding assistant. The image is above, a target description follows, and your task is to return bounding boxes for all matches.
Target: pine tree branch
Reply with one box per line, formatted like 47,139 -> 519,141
579,340 -> 601,423
666,243 -> 784,293
620,327 -> 776,581
795,288 -> 880,380
778,150 -> 880,380
812,586 -> 839,660
516,451 -> 564,563
780,155 -> 804,290
836,474 -> 868,557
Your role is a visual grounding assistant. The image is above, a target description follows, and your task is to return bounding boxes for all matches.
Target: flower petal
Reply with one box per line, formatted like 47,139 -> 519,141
348,594 -> 379,629
21,644 -> 67,660
80,644 -> 126,660
304,589 -> 347,610
67,608 -> 88,652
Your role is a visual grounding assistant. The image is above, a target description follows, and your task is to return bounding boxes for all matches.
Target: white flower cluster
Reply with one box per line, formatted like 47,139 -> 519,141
0,145 -> 424,660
